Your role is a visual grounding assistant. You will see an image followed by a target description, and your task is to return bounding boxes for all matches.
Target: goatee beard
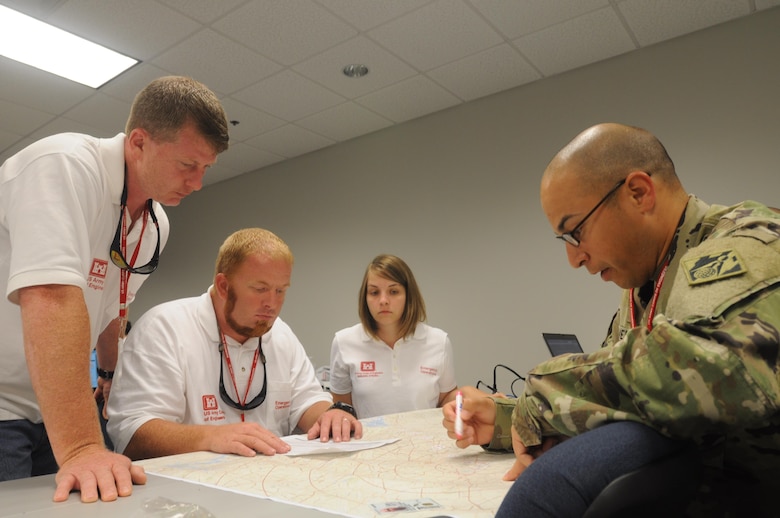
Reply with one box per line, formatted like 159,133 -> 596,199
227,316 -> 271,339
224,287 -> 272,339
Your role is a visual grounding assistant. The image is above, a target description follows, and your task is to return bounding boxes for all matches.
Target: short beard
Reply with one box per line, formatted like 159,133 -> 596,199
224,286 -> 272,339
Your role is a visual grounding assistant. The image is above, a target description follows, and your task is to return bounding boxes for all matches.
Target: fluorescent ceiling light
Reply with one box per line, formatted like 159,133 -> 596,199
0,5 -> 138,88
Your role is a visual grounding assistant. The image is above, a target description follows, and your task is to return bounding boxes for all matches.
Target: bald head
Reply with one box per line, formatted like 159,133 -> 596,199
540,123 -> 691,288
543,123 -> 681,193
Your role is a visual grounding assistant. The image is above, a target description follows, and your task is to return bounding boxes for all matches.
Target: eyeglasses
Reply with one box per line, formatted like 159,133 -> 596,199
219,344 -> 267,411
555,178 -> 626,247
109,183 -> 160,274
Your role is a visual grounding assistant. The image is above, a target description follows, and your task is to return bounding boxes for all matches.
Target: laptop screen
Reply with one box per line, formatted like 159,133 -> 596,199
542,333 -> 583,356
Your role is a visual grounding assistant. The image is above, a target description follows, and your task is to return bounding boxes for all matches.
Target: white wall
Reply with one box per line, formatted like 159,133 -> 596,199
132,7 -> 780,392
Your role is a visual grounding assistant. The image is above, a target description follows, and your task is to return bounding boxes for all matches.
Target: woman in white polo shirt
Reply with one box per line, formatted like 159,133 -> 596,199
329,254 -> 458,419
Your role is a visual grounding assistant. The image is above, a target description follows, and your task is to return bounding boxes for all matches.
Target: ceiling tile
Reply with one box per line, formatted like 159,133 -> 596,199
99,63 -> 175,103
618,0 -> 752,46
157,0 -> 246,24
356,75 -> 461,123
297,102 -> 394,141
0,0 -> 62,18
0,57 -> 92,114
427,44 -> 541,101
246,124 -> 335,158
293,36 -> 418,98
219,98 -> 287,144
151,29 -> 282,95
0,98 -> 55,136
313,0 -> 434,31
61,93 -> 132,136
1,0 -> 777,184
27,117 -> 106,143
514,7 -> 636,77
212,141 -> 284,183
233,70 -> 345,122
0,130 -> 21,154
368,0 -> 504,71
46,0 -> 200,61
213,0 -> 358,66
469,0 -> 610,39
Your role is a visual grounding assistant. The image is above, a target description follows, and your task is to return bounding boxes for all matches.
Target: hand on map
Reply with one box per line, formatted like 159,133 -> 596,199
307,409 -> 363,443
207,422 -> 291,457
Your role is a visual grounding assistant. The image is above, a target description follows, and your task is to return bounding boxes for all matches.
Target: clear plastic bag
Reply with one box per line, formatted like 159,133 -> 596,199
132,496 -> 216,518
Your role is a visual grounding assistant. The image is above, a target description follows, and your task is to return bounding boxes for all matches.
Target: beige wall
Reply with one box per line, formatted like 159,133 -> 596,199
133,7 -> 780,391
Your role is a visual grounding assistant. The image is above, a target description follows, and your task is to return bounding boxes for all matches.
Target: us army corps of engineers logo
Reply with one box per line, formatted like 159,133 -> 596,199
87,258 -> 108,291
681,249 -> 746,285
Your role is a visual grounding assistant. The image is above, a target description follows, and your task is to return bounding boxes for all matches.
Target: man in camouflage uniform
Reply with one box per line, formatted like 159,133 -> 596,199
444,123 -> 779,516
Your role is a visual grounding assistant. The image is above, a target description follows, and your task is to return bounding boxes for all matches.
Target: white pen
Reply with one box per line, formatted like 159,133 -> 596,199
455,390 -> 464,439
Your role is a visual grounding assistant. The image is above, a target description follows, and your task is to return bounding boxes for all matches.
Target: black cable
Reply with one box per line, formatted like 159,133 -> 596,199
494,363 -> 525,382
510,376 -> 524,398
476,363 -> 525,397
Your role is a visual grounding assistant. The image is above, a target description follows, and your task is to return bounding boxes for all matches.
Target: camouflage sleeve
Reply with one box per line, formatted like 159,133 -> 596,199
512,234 -> 780,448
480,396 -> 516,452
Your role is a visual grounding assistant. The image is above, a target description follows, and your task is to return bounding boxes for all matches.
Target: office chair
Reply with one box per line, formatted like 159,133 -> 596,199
582,444 -> 701,518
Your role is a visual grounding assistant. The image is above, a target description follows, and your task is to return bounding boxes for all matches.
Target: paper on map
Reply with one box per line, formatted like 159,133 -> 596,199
281,434 -> 400,456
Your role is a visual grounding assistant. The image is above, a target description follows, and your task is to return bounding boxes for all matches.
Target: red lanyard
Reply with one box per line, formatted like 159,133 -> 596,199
629,260 -> 670,331
118,206 -> 148,337
219,330 -> 261,422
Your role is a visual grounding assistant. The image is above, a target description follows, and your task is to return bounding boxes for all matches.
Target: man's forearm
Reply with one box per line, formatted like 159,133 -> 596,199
124,419 -> 208,460
19,285 -> 105,464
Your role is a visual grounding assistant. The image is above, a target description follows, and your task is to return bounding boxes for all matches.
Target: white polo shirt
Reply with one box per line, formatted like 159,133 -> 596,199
0,133 -> 169,422
329,323 -> 457,418
107,291 -> 332,454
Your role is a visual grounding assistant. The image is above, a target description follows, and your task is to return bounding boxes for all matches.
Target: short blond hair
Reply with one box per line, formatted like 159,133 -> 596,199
214,228 -> 293,279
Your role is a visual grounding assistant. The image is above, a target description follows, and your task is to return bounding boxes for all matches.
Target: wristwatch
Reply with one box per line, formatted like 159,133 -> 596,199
329,401 -> 357,418
96,367 -> 114,380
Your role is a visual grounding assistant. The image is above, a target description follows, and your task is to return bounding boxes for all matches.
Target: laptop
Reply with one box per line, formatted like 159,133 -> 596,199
542,332 -> 584,356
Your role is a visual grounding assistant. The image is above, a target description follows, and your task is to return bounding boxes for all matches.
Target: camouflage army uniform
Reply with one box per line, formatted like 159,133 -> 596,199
490,196 -> 780,514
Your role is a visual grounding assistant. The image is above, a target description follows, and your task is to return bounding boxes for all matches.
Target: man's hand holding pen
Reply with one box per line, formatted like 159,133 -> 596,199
441,387 -> 498,448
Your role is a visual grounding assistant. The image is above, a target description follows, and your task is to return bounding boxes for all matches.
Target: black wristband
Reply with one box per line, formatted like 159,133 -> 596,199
329,401 -> 357,418
96,367 -> 114,380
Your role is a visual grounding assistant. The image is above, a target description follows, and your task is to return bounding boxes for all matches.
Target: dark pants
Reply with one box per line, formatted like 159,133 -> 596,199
496,421 -> 685,517
0,419 -> 58,481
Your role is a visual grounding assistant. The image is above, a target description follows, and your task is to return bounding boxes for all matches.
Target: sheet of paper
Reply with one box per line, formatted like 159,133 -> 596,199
281,434 -> 400,456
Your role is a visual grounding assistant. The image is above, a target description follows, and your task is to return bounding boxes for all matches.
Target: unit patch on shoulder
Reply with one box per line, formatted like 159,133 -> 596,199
681,249 -> 747,285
